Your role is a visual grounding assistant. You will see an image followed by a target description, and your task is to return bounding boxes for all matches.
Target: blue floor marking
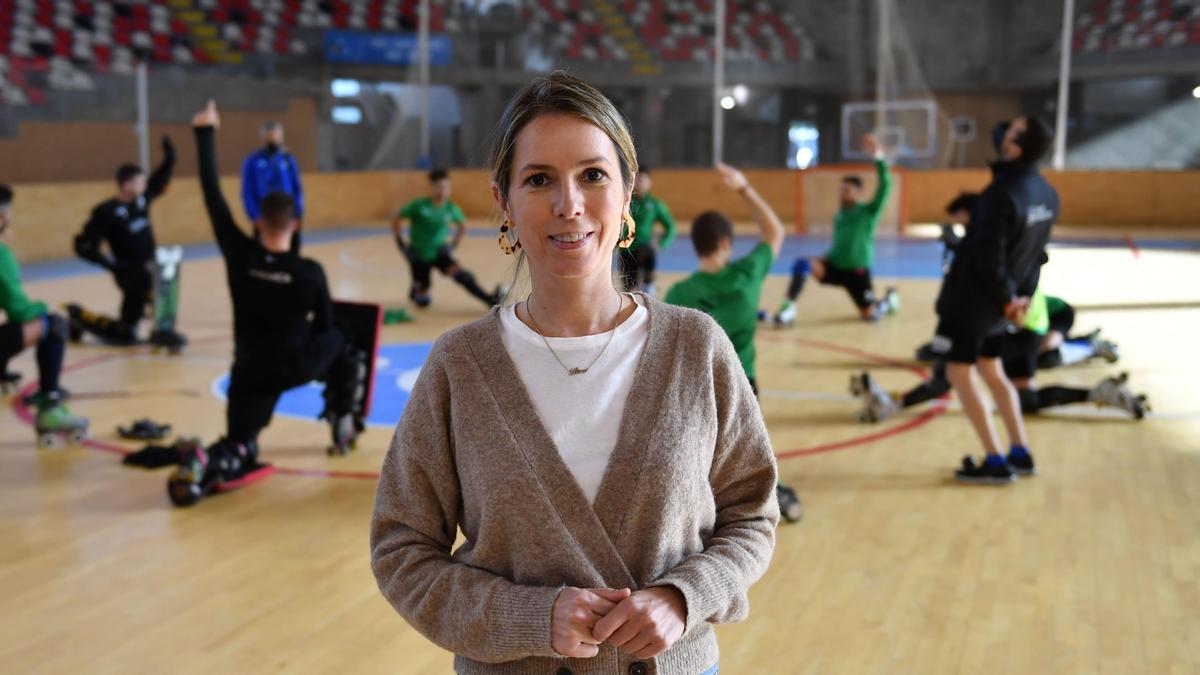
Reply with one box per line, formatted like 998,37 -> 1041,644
212,342 -> 434,429
21,225 -> 390,283
653,235 -> 948,279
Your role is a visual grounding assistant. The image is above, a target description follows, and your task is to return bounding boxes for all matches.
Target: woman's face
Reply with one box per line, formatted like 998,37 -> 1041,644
497,114 -> 631,283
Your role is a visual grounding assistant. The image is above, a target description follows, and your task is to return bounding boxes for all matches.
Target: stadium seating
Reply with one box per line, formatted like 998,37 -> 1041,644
520,0 -> 813,64
621,0 -> 815,64
1074,0 -> 1200,54
0,0 -> 200,103
524,0 -> 626,61
0,0 -> 817,106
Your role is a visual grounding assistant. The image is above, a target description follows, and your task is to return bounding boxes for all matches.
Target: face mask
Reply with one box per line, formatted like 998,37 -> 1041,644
991,122 -> 1010,153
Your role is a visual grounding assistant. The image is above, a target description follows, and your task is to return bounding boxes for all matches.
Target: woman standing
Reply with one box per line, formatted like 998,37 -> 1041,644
371,72 -> 778,675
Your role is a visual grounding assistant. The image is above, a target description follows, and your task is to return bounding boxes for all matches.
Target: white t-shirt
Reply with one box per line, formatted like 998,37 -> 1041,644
499,296 -> 650,504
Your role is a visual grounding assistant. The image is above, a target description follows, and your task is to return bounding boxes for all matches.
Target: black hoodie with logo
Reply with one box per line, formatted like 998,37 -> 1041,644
936,160 -> 1059,334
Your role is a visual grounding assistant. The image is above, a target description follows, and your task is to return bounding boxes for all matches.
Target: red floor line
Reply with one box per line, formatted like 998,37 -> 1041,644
775,403 -> 948,460
1124,233 -> 1141,259
758,333 -> 948,459
12,332 -> 948,480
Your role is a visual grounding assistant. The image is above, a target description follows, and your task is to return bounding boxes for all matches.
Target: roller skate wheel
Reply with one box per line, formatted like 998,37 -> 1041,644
783,501 -> 805,523
37,433 -> 59,449
849,374 -> 865,397
69,428 -> 87,444
167,478 -> 203,507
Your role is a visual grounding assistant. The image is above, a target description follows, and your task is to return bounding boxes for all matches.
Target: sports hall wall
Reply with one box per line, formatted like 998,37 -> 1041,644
7,167 -> 1197,262
0,99 -> 320,183
4,105 -> 1196,262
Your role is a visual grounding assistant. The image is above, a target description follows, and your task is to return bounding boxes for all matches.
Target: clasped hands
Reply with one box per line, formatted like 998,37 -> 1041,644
551,585 -> 687,660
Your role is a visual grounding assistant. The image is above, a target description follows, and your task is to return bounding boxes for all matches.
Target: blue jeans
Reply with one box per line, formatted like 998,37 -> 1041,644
700,666 -> 719,675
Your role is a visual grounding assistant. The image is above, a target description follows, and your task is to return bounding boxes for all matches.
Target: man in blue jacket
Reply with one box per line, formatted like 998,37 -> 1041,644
933,115 -> 1059,485
242,121 -> 304,252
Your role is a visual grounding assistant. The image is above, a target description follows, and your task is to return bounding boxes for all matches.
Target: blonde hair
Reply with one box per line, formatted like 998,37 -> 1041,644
488,71 -> 638,200
488,72 -> 639,303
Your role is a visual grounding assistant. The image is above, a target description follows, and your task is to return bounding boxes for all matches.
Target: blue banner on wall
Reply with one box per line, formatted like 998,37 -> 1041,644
324,30 -> 452,66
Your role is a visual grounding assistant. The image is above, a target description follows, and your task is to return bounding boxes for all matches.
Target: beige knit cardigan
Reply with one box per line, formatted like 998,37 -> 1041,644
370,298 -> 779,675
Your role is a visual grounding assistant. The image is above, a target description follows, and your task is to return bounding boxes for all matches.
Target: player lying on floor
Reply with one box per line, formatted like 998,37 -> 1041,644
915,193 -> 1119,368
854,287 -> 1149,423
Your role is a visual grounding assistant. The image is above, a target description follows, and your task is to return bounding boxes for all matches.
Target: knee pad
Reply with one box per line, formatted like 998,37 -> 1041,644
792,258 -> 811,277
43,313 -> 69,343
323,348 -> 368,416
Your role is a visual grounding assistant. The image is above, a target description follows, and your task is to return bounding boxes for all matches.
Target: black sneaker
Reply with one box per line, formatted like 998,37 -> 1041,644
955,456 -> 1017,485
1006,451 -> 1037,477
776,483 -> 804,524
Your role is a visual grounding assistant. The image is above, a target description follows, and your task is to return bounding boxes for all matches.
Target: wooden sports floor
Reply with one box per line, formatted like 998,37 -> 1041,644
2,224 -> 1199,674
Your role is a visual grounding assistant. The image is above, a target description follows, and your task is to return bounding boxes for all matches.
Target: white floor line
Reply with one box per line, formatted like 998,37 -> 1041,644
761,389 -> 857,401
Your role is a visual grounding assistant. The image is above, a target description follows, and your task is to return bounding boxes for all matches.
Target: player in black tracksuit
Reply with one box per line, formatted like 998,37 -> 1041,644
931,115 -> 1059,484
170,103 -> 365,505
71,138 -> 183,346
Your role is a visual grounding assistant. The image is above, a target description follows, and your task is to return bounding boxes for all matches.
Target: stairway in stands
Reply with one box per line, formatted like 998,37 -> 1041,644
590,0 -> 661,75
167,0 -> 243,65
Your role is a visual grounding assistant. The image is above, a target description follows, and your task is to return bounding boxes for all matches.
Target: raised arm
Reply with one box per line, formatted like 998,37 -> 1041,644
192,101 -> 251,257
144,136 -> 175,202
647,321 -> 779,632
715,162 -> 784,259
370,348 -> 563,663
863,134 -> 892,215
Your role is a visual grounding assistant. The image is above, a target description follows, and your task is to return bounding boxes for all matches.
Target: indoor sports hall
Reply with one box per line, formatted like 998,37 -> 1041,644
2,1 -> 1198,673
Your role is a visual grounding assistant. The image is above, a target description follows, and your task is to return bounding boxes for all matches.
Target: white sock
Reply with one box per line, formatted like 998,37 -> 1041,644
1058,341 -> 1094,366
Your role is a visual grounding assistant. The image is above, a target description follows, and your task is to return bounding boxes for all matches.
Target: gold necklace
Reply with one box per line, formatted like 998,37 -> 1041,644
524,293 -> 625,376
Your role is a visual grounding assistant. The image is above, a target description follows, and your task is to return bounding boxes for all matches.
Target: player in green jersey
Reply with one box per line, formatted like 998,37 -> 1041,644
392,169 -> 502,309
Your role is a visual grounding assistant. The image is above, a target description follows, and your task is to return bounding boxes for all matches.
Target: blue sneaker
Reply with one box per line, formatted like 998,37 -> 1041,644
955,456 -> 1017,485
1006,450 -> 1037,476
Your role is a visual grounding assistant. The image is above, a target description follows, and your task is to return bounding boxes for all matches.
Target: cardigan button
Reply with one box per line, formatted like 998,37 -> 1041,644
556,669 -> 572,675
629,662 -> 648,675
